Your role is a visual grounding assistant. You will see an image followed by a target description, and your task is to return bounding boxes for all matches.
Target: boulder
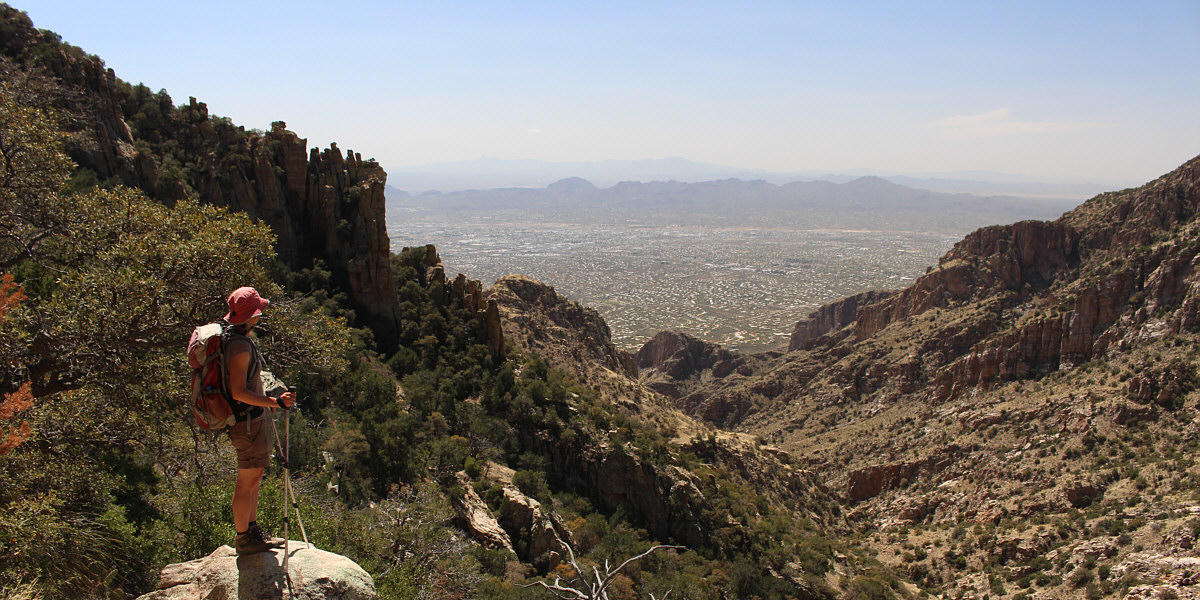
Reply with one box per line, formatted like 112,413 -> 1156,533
137,543 -> 375,600
497,484 -> 571,571
452,472 -> 514,552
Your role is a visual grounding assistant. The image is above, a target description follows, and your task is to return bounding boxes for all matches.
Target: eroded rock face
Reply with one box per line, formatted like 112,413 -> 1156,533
487,274 -> 635,379
789,290 -> 892,351
856,220 -> 1080,341
636,331 -> 745,398
136,544 -> 375,600
496,484 -> 571,571
847,446 -> 961,502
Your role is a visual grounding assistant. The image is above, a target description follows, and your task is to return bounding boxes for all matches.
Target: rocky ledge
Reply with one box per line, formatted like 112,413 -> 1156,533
136,543 -> 375,600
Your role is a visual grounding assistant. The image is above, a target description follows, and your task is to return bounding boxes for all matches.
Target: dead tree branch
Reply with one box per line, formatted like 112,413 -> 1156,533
520,536 -> 685,600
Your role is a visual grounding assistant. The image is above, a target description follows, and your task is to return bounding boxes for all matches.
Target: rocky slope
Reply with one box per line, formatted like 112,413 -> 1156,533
481,272 -> 847,545
631,154 -> 1200,599
483,154 -> 1200,598
487,274 -> 638,385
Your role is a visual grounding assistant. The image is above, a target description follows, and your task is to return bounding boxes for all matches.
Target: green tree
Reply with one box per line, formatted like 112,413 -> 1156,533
0,61 -> 354,599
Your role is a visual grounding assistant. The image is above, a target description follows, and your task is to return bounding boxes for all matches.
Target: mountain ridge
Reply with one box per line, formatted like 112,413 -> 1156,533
0,6 -> 403,349
385,156 -> 1130,198
388,175 -> 1083,233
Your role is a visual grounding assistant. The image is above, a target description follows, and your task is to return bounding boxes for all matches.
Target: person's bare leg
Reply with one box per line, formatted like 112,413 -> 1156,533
233,467 -> 264,533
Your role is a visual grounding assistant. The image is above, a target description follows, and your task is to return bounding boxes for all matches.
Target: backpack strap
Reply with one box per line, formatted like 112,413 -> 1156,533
223,326 -> 264,422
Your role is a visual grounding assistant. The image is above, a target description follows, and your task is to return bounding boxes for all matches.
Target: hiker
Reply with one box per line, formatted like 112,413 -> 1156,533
223,286 -> 296,555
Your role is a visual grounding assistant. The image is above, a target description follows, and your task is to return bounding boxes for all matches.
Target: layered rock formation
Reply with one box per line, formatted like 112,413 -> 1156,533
788,290 -> 893,351
853,219 -> 1080,341
137,543 -> 376,600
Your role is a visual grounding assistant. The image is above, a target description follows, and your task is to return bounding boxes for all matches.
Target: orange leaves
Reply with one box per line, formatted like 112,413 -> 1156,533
0,272 -> 22,319
0,272 -> 31,455
0,382 -> 31,456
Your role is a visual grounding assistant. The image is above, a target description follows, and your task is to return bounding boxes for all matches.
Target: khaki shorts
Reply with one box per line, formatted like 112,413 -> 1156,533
227,416 -> 272,470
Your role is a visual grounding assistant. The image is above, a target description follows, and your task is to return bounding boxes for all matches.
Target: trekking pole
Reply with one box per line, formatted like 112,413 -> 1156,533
284,392 -> 310,548
267,391 -> 311,573
282,407 -> 291,573
270,395 -> 310,539
267,407 -> 292,576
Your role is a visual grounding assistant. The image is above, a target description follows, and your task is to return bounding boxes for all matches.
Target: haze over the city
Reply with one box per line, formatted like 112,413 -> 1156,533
23,1 -> 1200,189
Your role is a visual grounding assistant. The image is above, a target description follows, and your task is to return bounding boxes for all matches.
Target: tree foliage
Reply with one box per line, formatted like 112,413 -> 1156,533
0,61 -> 354,599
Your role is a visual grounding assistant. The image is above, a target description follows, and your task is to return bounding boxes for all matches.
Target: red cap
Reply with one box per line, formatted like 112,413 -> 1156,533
224,287 -> 270,325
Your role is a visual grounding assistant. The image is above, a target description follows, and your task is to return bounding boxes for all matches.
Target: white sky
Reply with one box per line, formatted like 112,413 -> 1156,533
19,1 -> 1200,185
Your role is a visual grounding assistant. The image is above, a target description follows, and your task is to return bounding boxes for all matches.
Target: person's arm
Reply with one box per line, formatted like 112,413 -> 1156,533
227,347 -> 296,409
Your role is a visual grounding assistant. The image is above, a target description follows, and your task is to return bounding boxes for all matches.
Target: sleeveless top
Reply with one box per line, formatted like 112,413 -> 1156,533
226,332 -> 265,421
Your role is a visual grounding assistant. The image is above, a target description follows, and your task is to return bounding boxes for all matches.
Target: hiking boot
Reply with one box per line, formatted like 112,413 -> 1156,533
249,522 -> 285,548
235,528 -> 271,555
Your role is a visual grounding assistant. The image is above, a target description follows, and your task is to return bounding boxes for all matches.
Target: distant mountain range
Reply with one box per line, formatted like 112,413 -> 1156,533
387,175 -> 1084,234
385,156 -> 1129,199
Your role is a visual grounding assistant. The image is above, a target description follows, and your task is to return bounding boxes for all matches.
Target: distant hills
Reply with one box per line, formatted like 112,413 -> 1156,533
388,175 -> 1084,234
385,156 -> 1128,199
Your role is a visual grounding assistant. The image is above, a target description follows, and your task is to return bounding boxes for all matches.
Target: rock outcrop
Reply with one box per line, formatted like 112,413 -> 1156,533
788,290 -> 892,351
137,544 -> 375,600
496,484 -> 572,571
636,330 -> 746,398
0,10 -> 401,349
855,220 -> 1080,341
846,446 -> 962,502
452,472 -> 514,552
404,245 -> 506,359
452,467 -> 571,571
487,274 -> 635,380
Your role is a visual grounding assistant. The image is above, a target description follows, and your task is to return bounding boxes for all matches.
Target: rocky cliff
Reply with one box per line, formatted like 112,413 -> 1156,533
0,7 -> 400,347
636,330 -> 748,397
788,290 -> 894,351
487,274 -> 636,382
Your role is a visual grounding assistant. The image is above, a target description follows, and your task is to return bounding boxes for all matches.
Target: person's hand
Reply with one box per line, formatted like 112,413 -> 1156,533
276,391 -> 297,409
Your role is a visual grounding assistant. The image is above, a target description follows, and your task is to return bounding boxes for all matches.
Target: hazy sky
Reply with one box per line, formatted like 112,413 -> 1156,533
20,1 -> 1200,185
